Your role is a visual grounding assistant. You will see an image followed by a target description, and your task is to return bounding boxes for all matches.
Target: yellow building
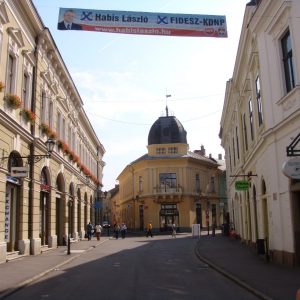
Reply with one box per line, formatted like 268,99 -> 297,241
112,109 -> 225,233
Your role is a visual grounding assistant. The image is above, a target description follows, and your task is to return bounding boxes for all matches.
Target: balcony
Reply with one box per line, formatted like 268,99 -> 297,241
152,185 -> 183,203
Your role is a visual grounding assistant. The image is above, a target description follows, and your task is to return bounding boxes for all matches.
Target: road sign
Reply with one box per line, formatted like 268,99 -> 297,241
235,180 -> 249,191
282,157 -> 300,179
10,167 -> 28,178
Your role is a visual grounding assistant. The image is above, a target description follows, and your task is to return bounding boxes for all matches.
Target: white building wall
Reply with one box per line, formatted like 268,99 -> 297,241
220,0 -> 300,266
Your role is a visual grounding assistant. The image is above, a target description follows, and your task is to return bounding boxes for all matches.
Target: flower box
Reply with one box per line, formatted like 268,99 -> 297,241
4,94 -> 22,109
20,108 -> 36,124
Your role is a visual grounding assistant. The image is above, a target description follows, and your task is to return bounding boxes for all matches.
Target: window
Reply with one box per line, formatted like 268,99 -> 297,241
232,137 -> 236,166
281,30 -> 295,93
195,174 -> 200,193
255,76 -> 263,126
139,176 -> 142,193
68,125 -> 71,148
49,101 -> 53,128
159,173 -> 177,189
243,114 -> 248,151
248,98 -> 254,141
57,112 -> 61,139
22,73 -> 29,108
236,127 -> 240,160
41,91 -> 47,124
228,146 -> 232,173
6,54 -> 15,93
168,147 -> 178,154
62,118 -> 66,141
156,148 -> 166,155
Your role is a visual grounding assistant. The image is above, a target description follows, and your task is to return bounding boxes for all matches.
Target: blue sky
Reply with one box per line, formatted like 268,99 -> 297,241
32,0 -> 248,190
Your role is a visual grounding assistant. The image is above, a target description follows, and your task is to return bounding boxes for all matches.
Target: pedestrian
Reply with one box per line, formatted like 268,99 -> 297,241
146,222 -> 153,237
95,223 -> 102,241
121,222 -> 127,239
172,223 -> 177,238
114,223 -> 120,239
86,222 -> 93,241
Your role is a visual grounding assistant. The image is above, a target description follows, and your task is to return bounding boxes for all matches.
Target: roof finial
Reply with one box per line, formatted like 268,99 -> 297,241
165,93 -> 171,116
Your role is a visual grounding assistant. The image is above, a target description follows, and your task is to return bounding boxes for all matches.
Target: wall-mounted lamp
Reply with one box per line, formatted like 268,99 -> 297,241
1,138 -> 55,165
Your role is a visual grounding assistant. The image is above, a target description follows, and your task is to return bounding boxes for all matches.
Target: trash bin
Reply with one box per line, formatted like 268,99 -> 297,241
257,239 -> 265,255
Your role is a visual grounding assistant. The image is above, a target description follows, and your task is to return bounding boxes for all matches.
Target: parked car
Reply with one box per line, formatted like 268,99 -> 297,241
102,221 -> 110,228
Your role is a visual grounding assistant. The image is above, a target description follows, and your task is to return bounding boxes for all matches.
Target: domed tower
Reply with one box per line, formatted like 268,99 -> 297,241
147,107 -> 189,156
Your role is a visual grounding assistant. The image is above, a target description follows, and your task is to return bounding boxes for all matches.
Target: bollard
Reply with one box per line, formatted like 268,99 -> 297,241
67,236 -> 71,255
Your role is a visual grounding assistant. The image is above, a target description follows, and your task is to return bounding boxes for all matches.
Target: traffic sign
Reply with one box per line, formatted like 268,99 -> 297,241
235,180 -> 249,191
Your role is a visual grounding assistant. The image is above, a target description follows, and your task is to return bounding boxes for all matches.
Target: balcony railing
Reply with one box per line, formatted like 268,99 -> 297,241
153,185 -> 183,195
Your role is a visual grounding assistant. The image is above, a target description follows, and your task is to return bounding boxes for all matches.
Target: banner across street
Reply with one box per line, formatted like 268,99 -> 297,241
58,8 -> 227,38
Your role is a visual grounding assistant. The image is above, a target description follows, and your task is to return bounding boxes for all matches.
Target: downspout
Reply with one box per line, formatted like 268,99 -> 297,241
28,33 -> 41,247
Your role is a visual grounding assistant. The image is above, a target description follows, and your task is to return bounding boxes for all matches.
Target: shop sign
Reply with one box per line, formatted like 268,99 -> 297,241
41,184 -> 51,193
6,176 -> 21,185
235,180 -> 249,191
282,157 -> 300,179
5,191 -> 10,242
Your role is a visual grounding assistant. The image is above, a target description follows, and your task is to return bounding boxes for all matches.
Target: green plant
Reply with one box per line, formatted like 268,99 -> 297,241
4,94 -> 22,109
40,123 -> 50,135
20,108 -> 36,124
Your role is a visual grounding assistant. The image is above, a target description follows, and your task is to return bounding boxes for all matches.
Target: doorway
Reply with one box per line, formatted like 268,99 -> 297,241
159,204 -> 179,231
291,180 -> 300,266
5,183 -> 20,252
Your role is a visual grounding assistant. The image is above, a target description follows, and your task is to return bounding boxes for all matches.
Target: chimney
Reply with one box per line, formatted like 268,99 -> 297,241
218,154 -> 222,160
200,145 -> 206,156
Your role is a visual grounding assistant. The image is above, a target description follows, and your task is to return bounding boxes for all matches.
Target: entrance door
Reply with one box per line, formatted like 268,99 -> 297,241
56,196 -> 64,246
139,205 -> 144,231
40,192 -> 49,245
292,188 -> 300,266
159,204 -> 179,231
196,203 -> 202,228
6,184 -> 20,252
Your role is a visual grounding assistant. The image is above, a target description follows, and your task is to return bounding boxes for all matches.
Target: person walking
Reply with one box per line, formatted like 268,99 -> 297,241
146,222 -> 153,238
121,223 -> 127,239
95,223 -> 102,241
172,223 -> 177,238
86,222 -> 93,241
114,223 -> 120,239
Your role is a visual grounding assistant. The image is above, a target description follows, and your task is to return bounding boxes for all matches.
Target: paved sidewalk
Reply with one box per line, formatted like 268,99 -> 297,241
195,235 -> 300,300
0,237 -> 109,299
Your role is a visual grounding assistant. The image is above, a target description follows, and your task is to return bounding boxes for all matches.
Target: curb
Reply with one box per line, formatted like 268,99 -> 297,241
194,241 -> 273,300
0,239 -> 109,300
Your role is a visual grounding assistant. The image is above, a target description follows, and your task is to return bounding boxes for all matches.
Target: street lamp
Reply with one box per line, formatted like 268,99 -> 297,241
1,138 -> 55,165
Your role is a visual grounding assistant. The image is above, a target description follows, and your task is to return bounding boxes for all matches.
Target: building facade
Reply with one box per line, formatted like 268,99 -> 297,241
112,110 -> 226,233
220,0 -> 300,266
0,0 -> 105,263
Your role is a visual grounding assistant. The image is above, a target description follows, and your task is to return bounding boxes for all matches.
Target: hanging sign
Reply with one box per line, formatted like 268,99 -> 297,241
282,157 -> 300,179
235,180 -> 249,191
10,166 -> 28,178
58,8 -> 227,38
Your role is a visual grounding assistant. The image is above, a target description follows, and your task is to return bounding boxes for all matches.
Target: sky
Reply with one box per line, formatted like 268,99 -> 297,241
32,0 -> 248,191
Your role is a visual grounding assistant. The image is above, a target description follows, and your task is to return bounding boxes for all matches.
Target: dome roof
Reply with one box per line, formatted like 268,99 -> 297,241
148,115 -> 187,145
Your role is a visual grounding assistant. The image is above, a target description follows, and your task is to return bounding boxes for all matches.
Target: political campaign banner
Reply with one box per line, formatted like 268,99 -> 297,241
58,8 -> 227,38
